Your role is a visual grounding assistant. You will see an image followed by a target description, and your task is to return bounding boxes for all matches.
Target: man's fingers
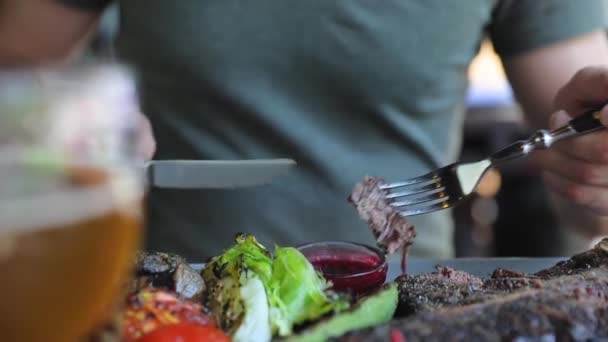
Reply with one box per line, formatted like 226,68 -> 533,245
543,171 -> 608,216
547,110 -> 608,164
600,103 -> 608,126
137,113 -> 156,160
548,109 -> 571,130
554,65 -> 608,115
535,149 -> 608,186
551,130 -> 608,164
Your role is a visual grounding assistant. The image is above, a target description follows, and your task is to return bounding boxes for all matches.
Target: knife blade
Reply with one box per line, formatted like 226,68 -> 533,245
142,158 -> 296,189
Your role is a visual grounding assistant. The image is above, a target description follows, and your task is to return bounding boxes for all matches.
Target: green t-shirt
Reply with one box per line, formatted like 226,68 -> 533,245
62,0 -> 606,260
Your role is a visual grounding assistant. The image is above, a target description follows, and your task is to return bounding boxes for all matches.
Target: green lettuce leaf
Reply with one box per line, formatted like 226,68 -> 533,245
202,234 -> 348,339
218,234 -> 273,284
202,234 -> 273,337
268,246 -> 349,336
232,273 -> 272,342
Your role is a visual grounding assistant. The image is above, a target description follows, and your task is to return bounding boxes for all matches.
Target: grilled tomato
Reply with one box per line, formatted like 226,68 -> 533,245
123,289 -> 216,341
137,323 -> 230,342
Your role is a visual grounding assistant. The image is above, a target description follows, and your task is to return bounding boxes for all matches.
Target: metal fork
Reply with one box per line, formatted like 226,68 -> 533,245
381,107 -> 606,217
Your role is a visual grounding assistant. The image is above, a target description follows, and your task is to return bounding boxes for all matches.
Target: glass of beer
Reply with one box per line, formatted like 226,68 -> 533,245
0,65 -> 145,342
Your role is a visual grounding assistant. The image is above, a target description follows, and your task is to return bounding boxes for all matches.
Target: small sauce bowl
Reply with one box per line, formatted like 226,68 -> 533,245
297,241 -> 387,296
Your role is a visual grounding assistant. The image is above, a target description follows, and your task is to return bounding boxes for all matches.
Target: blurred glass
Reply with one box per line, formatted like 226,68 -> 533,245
0,64 -> 145,341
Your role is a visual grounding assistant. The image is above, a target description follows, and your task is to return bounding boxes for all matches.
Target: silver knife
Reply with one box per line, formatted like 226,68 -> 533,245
143,159 -> 296,189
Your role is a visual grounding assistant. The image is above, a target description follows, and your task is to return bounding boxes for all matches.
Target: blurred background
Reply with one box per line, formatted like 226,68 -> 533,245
88,5 -> 607,258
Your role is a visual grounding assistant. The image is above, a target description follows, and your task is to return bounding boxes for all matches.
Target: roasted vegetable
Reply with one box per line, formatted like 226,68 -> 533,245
122,289 -> 215,342
202,234 -> 273,341
202,234 -> 348,342
136,323 -> 230,342
131,252 -> 205,301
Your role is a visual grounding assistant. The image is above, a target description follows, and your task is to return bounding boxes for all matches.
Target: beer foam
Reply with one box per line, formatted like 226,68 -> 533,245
0,172 -> 143,235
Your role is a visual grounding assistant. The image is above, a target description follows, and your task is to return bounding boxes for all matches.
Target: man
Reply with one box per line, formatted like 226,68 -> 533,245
2,0 -> 608,260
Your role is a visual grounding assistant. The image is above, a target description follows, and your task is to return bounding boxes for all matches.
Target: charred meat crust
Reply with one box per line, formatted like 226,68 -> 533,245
535,238 -> 608,279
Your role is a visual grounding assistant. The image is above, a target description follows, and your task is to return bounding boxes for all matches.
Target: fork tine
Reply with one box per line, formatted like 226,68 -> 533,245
390,190 -> 448,207
397,198 -> 459,217
385,180 -> 444,199
380,171 -> 439,190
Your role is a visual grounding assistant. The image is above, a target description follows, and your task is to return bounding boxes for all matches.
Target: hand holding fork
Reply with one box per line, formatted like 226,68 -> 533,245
382,107 -> 605,217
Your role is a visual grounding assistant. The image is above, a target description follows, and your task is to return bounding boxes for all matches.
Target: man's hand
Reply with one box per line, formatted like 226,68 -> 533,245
503,30 -> 608,239
137,113 -> 156,160
533,66 -> 608,236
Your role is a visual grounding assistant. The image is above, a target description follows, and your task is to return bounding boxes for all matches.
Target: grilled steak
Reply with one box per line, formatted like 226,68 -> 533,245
395,266 -> 549,316
130,252 -> 205,301
396,239 -> 608,316
338,239 -> 608,341
535,238 -> 608,279
349,177 -> 416,274
341,271 -> 608,341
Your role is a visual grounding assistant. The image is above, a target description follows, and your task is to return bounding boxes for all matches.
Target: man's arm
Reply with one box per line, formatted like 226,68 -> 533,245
0,0 -> 102,66
503,30 -> 608,129
502,30 -> 608,238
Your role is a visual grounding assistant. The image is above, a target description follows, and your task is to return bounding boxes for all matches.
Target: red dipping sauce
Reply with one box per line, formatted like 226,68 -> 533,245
297,241 -> 388,296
